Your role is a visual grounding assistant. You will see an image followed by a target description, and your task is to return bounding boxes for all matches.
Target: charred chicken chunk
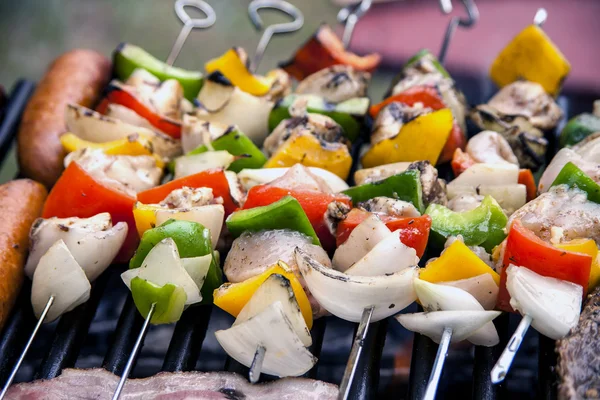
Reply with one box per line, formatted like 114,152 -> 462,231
295,65 -> 370,104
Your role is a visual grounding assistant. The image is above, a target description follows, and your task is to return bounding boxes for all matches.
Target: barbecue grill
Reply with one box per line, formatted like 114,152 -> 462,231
0,71 -> 597,399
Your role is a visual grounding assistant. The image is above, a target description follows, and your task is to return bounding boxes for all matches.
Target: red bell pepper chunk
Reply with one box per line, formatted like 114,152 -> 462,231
497,220 -> 592,312
369,85 -> 446,118
336,208 -> 431,258
242,185 -> 352,251
42,162 -> 138,262
137,169 -> 237,216
451,148 -> 477,177
97,85 -> 182,139
281,24 -> 381,81
518,169 -> 537,202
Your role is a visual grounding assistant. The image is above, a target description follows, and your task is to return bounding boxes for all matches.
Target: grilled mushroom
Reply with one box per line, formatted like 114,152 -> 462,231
471,105 -> 548,171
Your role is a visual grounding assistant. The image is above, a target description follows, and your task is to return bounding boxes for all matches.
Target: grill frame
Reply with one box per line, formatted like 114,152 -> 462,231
0,75 -> 596,399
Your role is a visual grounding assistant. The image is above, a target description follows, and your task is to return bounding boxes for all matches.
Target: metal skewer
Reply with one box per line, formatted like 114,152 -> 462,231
337,305 -> 375,400
438,0 -> 479,65
337,0 -> 372,50
0,296 -> 55,400
248,0 -> 304,72
490,314 -> 532,384
111,303 -> 156,400
166,0 -> 216,66
423,327 -> 453,400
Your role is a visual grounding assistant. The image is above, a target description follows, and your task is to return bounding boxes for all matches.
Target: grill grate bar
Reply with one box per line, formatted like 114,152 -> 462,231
102,297 -> 144,375
162,305 -> 213,372
0,286 -> 36,386
538,334 -> 558,400
35,272 -> 111,380
471,314 -> 510,399
0,80 -> 34,163
347,320 -> 388,399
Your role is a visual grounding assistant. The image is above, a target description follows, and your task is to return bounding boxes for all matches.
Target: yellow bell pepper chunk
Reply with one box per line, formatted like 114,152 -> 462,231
490,25 -> 570,96
362,108 -> 453,168
205,48 -> 273,96
60,133 -> 164,168
265,132 -> 352,180
132,202 -> 160,237
213,261 -> 313,328
419,240 -> 500,285
555,239 -> 600,291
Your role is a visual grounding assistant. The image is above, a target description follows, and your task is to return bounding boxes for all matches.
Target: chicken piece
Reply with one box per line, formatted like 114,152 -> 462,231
448,193 -> 484,213
264,100 -> 347,156
265,68 -> 292,103
407,161 -> 448,207
509,185 -> 600,245
267,164 -> 334,193
295,65 -> 370,103
370,102 -> 430,145
487,81 -> 563,130
539,148 -> 600,193
353,162 -> 412,185
181,114 -> 233,153
125,69 -> 184,121
359,197 -> 420,218
224,229 -> 332,318
65,149 -> 161,197
466,130 -> 519,165
159,187 -> 220,209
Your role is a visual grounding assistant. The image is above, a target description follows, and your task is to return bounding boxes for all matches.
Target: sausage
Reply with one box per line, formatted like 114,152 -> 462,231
0,179 -> 47,330
17,49 -> 111,188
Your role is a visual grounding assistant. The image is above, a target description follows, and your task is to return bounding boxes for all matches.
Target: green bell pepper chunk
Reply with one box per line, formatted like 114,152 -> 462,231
559,113 -> 600,147
551,161 -> 600,204
113,43 -> 203,101
268,95 -> 370,142
130,277 -> 187,324
404,49 -> 450,78
425,196 -> 508,253
226,196 -> 320,245
342,170 -> 425,213
187,129 -> 267,172
130,219 -> 222,304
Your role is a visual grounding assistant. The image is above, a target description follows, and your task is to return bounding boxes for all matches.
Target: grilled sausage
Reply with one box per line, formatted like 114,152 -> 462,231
0,179 -> 47,330
17,50 -> 111,188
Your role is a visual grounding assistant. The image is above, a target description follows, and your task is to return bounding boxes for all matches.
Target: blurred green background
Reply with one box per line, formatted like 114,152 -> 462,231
0,0 -> 395,183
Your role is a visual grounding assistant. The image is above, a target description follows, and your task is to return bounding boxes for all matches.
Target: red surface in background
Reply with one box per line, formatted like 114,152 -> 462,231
344,0 -> 600,93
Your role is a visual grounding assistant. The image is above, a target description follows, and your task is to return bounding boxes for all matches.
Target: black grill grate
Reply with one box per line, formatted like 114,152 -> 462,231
0,76 -> 596,399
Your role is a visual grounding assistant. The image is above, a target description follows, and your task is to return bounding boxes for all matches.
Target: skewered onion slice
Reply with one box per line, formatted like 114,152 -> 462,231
215,302 -> 317,377
31,240 -> 91,322
414,279 -> 500,346
173,151 -> 235,179
396,310 -> 501,344
332,215 -> 391,272
506,264 -> 583,339
151,204 -> 225,248
345,230 -> 418,277
121,238 -> 208,305
439,274 -> 498,310
234,274 -> 312,347
295,247 -> 418,323
26,213 -> 128,281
